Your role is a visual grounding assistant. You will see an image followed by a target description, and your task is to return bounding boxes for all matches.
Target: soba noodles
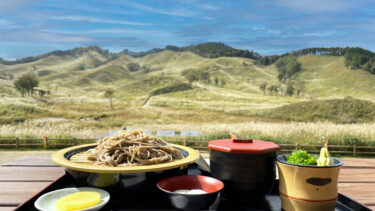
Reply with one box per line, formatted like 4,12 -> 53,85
87,130 -> 184,167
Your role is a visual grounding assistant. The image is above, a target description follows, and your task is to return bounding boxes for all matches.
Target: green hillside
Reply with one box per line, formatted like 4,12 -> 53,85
0,45 -> 375,128
258,97 -> 375,123
295,55 -> 375,99
166,42 -> 261,59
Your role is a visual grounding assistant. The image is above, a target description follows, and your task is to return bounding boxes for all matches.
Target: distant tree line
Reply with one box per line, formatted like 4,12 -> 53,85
256,55 -> 280,66
289,47 -> 346,57
166,42 -> 261,59
121,48 -> 164,58
257,47 -> 375,75
344,47 -> 375,74
181,68 -> 226,87
256,47 -> 346,66
259,81 -> 305,97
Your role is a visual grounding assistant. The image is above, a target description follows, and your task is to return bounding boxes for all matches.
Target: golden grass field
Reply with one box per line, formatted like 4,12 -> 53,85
1,119 -> 375,146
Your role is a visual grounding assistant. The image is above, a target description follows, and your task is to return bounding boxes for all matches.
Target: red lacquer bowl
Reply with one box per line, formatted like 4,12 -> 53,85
157,175 -> 224,210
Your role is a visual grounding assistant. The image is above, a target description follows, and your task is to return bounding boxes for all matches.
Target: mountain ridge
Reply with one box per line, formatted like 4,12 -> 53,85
3,42 -> 375,66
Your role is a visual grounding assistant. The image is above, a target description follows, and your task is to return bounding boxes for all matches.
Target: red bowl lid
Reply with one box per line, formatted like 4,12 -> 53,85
208,139 -> 280,154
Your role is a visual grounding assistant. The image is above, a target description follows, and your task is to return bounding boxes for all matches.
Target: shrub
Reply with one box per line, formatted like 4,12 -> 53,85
151,83 -> 193,96
37,70 -> 52,77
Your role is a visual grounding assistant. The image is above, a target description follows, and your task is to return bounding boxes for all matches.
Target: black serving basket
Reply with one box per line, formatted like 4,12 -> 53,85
14,161 -> 372,211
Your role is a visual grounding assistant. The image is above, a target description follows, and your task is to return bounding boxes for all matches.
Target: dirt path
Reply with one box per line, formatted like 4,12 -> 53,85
141,96 -> 153,108
0,150 -> 55,165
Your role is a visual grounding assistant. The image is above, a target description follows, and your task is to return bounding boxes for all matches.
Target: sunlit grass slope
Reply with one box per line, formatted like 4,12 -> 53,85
0,49 -> 375,129
296,55 -> 375,100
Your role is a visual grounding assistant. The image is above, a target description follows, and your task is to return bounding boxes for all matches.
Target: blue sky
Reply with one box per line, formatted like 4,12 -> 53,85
1,0 -> 375,59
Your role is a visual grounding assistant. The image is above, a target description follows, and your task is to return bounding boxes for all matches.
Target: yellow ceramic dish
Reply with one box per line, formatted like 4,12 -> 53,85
277,154 -> 343,211
51,143 -> 200,173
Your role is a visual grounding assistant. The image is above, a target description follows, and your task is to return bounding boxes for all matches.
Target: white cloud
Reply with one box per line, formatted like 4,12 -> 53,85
123,1 -> 196,17
302,31 -> 342,37
0,30 -> 94,43
51,16 -> 152,26
0,29 -> 154,49
0,19 -> 20,30
84,29 -> 172,37
252,27 -> 281,36
274,0 -> 359,13
199,4 -> 220,11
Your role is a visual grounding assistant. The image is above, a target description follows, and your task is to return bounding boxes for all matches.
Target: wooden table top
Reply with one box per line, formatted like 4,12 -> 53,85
0,156 -> 374,211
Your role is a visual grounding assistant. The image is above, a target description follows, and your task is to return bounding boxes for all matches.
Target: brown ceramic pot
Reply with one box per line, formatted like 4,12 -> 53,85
277,154 -> 343,211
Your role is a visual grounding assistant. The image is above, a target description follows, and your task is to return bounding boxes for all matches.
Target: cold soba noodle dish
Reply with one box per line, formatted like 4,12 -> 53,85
87,130 -> 184,167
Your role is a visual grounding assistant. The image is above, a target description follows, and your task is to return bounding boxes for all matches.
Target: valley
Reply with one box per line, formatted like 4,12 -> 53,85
1,44 -> 375,145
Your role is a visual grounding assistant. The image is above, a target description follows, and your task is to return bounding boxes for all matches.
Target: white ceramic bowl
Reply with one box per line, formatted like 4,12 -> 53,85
34,187 -> 110,211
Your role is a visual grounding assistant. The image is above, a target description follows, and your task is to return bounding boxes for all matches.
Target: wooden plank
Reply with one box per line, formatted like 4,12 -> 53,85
0,182 -> 50,206
0,167 -> 64,182
356,152 -> 375,155
338,183 -> 375,206
341,158 -> 375,168
367,206 -> 375,211
1,156 -> 57,167
0,145 -> 16,147
0,207 -> 17,211
339,168 -> 375,183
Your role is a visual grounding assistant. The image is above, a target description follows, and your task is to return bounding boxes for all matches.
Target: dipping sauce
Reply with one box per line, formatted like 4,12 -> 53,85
173,189 -> 207,194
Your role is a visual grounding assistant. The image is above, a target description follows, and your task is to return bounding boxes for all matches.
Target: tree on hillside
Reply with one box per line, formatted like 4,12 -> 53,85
38,89 -> 46,97
54,82 -> 61,93
344,47 -> 375,74
295,82 -> 306,98
185,73 -> 198,85
182,69 -> 212,84
275,56 -> 302,83
344,55 -> 351,70
202,72 -> 211,84
278,84 -> 285,96
272,85 -> 279,95
104,88 -> 115,110
13,74 -> 39,97
286,83 -> 295,96
214,77 -> 219,86
259,82 -> 267,95
220,79 -> 226,87
267,85 -> 279,96
267,85 -> 273,95
127,62 -> 141,72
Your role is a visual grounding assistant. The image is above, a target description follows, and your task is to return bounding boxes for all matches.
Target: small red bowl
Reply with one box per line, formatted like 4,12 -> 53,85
157,175 -> 224,210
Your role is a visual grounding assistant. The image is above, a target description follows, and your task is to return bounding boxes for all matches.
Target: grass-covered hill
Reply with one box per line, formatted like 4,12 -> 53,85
166,42 -> 261,59
258,97 -> 375,123
0,43 -> 375,127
